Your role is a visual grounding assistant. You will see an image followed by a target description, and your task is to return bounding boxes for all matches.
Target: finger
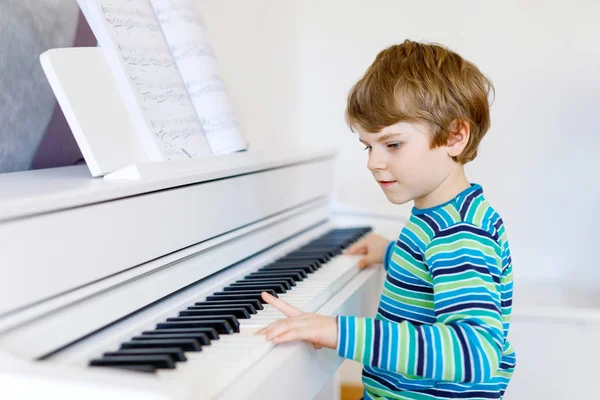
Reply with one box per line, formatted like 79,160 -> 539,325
358,257 -> 367,269
261,292 -> 303,317
262,319 -> 305,341
265,321 -> 291,341
359,255 -> 375,269
313,343 -> 323,349
344,240 -> 367,255
272,326 -> 311,345
359,252 -> 380,269
257,311 -> 301,336
257,317 -> 290,336
256,319 -> 283,338
256,321 -> 275,335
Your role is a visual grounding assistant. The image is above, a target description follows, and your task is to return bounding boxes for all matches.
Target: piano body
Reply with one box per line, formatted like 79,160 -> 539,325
0,150 -> 392,399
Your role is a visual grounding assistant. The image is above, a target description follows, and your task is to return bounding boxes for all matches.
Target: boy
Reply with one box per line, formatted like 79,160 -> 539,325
258,39 -> 516,399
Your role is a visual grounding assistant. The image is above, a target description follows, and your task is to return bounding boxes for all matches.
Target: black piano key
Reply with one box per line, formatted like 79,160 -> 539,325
259,266 -> 313,275
90,355 -> 174,369
133,333 -> 210,346
251,269 -> 308,278
268,260 -> 320,269
261,262 -> 320,274
278,255 -> 328,263
156,320 -> 233,334
304,246 -> 338,252
229,279 -> 294,290
224,284 -> 286,294
281,250 -> 331,256
195,299 -> 264,310
104,348 -> 186,362
236,278 -> 295,288
188,303 -> 257,315
206,293 -> 271,304
335,226 -> 371,233
293,243 -> 334,249
309,236 -> 340,241
180,308 -> 251,319
296,248 -> 340,256
283,246 -> 333,252
275,259 -> 323,267
107,364 -> 157,373
301,238 -> 344,244
207,289 -> 278,303
283,251 -> 332,259
121,339 -> 202,352
212,289 -> 277,297
143,328 -> 218,341
246,271 -> 304,281
264,265 -> 319,274
305,242 -> 336,247
167,316 -> 239,333
329,230 -> 370,238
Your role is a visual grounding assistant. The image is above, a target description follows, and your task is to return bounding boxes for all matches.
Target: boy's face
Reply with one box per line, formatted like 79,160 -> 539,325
357,121 -> 456,206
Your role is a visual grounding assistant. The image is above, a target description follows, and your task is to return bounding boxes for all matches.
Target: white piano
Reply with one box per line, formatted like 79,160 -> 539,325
0,150 -> 391,399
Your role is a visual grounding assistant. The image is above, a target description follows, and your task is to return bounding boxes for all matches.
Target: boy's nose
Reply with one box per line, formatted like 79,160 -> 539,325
367,152 -> 387,171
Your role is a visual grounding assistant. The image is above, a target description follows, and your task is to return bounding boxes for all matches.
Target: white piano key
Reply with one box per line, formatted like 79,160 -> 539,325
156,253 -> 363,398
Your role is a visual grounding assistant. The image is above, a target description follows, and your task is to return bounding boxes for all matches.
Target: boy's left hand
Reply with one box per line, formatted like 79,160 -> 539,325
256,292 -> 338,350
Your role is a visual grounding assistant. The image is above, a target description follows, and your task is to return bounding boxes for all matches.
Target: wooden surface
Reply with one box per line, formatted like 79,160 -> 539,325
341,384 -> 364,400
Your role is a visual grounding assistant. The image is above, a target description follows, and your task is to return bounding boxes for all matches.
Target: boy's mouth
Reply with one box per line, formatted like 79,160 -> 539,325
378,180 -> 396,188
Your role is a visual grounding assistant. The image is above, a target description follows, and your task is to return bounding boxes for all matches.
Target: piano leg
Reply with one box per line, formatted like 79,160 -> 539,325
314,368 -> 341,400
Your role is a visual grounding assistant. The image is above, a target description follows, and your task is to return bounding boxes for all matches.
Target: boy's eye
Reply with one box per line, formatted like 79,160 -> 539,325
387,142 -> 402,149
363,145 -> 371,151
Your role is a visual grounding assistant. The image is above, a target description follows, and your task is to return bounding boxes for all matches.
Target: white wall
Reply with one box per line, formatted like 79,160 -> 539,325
195,1 -> 298,151
292,0 -> 600,289
199,0 -> 600,289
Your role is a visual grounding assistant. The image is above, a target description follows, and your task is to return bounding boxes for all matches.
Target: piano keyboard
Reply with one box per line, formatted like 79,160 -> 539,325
88,226 -> 370,396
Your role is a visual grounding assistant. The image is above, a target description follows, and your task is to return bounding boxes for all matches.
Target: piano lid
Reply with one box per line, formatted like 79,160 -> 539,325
0,149 -> 335,222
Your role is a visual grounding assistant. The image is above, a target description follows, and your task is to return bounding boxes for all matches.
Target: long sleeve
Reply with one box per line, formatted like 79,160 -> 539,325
383,240 -> 395,271
337,224 -> 505,383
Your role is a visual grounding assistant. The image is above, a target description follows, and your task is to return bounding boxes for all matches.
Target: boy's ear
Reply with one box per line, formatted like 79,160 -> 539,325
446,120 -> 470,159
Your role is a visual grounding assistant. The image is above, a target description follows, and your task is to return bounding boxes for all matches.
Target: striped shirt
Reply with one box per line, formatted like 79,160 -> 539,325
337,184 -> 516,399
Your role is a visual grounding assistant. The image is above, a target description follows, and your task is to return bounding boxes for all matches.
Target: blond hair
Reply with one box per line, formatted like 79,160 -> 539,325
346,39 -> 494,164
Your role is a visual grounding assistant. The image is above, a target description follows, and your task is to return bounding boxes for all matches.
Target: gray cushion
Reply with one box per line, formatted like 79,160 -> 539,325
0,0 -> 80,173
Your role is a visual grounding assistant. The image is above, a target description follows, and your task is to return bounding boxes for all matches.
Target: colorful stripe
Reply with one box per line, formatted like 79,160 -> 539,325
337,184 -> 516,399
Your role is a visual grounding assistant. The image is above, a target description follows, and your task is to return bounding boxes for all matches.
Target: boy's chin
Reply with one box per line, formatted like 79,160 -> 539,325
384,191 -> 412,205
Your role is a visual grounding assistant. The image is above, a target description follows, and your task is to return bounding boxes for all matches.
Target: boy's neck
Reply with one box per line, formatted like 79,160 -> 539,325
413,165 -> 471,210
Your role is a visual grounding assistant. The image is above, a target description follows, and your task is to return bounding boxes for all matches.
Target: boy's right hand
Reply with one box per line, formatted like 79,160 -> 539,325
344,233 -> 391,269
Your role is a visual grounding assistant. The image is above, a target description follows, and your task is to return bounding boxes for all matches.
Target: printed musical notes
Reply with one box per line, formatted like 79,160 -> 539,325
78,0 -> 246,160
149,0 -> 246,153
82,0 -> 212,160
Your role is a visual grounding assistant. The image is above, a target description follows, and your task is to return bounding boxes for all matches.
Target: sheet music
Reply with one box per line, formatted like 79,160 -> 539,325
149,0 -> 247,154
81,0 -> 212,161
